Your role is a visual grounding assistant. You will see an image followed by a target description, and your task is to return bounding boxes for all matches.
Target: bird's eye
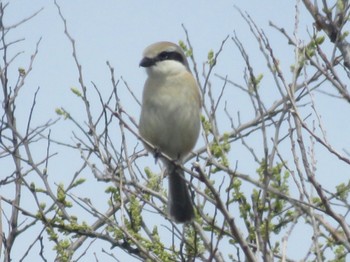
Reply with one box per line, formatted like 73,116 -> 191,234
158,51 -> 169,60
157,51 -> 185,64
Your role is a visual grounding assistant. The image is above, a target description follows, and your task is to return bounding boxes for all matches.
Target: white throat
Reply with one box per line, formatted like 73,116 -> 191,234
146,60 -> 188,77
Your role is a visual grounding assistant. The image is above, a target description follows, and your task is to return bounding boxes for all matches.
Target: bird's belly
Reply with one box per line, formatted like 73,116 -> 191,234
140,96 -> 200,159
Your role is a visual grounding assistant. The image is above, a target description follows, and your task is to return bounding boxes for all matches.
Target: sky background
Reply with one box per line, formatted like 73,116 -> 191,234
2,0 -> 349,261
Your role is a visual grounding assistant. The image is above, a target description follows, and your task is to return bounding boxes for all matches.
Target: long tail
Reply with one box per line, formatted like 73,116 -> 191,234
167,163 -> 194,223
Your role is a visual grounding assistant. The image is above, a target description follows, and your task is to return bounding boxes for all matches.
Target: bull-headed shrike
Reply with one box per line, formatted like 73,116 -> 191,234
139,41 -> 201,223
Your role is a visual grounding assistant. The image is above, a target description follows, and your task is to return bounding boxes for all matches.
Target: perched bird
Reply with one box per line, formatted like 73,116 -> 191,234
139,41 -> 201,223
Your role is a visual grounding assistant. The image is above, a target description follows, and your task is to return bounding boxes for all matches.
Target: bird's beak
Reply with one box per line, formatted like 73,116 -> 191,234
139,57 -> 155,68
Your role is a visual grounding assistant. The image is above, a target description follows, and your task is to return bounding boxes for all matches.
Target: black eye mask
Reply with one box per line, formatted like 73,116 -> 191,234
157,51 -> 184,64
140,51 -> 185,68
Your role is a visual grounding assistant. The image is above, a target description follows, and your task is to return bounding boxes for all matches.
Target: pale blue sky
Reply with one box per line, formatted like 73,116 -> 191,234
3,0 -> 349,261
